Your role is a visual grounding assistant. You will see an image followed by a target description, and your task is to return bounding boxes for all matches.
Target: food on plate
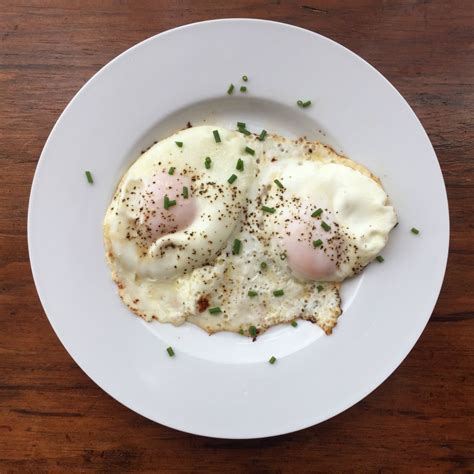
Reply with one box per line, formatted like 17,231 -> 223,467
103,125 -> 397,336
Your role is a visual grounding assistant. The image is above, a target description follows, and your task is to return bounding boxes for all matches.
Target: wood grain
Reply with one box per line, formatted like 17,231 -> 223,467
1,0 -> 473,471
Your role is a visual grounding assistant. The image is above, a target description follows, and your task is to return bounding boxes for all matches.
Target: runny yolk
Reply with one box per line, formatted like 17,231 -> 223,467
283,214 -> 337,281
143,172 -> 196,240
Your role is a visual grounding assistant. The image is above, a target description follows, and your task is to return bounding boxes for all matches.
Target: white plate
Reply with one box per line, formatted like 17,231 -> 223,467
28,19 -> 449,438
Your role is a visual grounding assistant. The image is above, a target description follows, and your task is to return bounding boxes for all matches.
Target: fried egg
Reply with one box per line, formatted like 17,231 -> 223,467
103,125 -> 397,336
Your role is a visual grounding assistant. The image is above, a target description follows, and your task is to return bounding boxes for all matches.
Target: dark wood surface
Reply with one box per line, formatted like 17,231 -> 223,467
1,0 -> 473,471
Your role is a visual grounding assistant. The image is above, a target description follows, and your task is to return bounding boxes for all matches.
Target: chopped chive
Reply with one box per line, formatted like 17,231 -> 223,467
213,130 -> 221,143
313,239 -> 323,248
163,195 -> 177,210
258,129 -> 267,141
208,307 -> 222,314
261,205 -> 276,214
291,321 -> 298,327
175,141 -> 183,148
248,290 -> 258,297
182,186 -> 189,199
376,255 -> 384,263
240,86 -> 247,92
242,75 -> 248,82
273,289 -> 284,297
227,83 -> 235,95
249,325 -> 257,337
228,174 -> 237,184
237,122 -> 250,134
411,227 -> 420,235
238,127 -> 251,136
312,208 -> 323,218
239,328 -> 244,335
260,261 -> 268,270
297,100 -> 311,107
236,158 -> 244,171
321,221 -> 331,232
85,171 -> 93,184
205,156 -> 212,169
317,285 -> 323,292
166,346 -> 175,357
269,356 -> 277,365
168,166 -> 175,175
245,146 -> 255,155
274,179 -> 284,189
232,238 -> 241,255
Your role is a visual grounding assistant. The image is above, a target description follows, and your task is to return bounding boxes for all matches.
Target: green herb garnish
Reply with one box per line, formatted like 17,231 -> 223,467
411,227 -> 420,235
248,290 -> 258,297
163,195 -> 176,210
175,141 -> 183,148
274,179 -> 284,189
205,156 -> 212,169
228,174 -> 237,184
237,122 -> 251,135
232,238 -> 241,255
213,130 -> 221,143
168,167 -> 175,175
311,208 -> 323,218
321,221 -> 331,232
269,356 -> 277,365
249,326 -> 257,337
297,100 -> 312,108
166,346 -> 175,357
273,289 -> 284,297
227,83 -> 235,95
313,239 -> 323,248
182,186 -> 189,199
240,86 -> 247,92
376,256 -> 384,263
258,129 -> 267,141
236,158 -> 244,171
85,171 -> 93,184
208,307 -> 222,314
261,206 -> 276,214
245,146 -> 255,155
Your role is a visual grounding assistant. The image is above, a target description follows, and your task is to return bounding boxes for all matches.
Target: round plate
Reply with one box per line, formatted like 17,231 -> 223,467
28,19 -> 449,438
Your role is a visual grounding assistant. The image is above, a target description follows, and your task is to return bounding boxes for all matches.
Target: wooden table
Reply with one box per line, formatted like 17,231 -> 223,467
1,1 -> 473,471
